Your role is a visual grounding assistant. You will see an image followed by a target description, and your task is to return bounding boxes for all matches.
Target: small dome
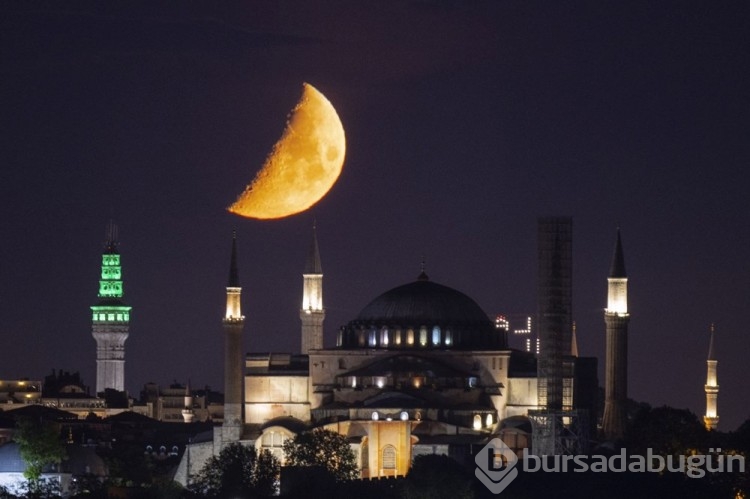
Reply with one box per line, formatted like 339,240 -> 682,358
338,277 -> 504,350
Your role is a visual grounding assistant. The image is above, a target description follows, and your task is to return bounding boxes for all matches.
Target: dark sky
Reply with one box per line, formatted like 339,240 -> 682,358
1,1 -> 748,430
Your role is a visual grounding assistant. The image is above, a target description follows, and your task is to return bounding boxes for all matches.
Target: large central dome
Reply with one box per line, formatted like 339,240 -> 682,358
337,273 -> 505,350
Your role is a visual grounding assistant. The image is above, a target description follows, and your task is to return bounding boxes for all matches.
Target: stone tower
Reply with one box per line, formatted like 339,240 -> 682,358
91,221 -> 131,395
222,232 -> 245,442
300,224 -> 325,354
703,324 -> 719,430
602,228 -> 629,440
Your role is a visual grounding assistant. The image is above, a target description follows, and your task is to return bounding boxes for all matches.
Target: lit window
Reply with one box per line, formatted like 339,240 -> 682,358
486,414 -> 493,428
381,327 -> 389,346
432,326 -> 440,346
107,314 -> 114,321
445,330 -> 452,346
473,414 -> 482,430
369,328 -> 377,347
382,445 -> 396,470
407,329 -> 414,346
400,411 -> 408,421
419,327 -> 427,346
372,412 -> 379,421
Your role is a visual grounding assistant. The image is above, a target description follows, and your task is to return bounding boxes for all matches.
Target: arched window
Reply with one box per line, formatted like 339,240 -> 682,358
473,414 -> 482,430
361,441 -> 369,470
382,445 -> 396,470
261,431 -> 287,463
419,327 -> 428,347
394,329 -> 402,346
406,329 -> 415,346
445,329 -> 452,346
369,328 -> 377,347
432,326 -> 441,346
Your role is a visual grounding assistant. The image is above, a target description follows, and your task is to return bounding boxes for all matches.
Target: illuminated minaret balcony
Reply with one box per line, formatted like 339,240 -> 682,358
225,287 -> 244,322
606,277 -> 628,316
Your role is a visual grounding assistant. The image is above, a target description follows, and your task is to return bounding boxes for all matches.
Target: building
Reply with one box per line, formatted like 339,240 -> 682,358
176,225 -> 600,484
134,382 -> 223,423
91,222 -> 131,395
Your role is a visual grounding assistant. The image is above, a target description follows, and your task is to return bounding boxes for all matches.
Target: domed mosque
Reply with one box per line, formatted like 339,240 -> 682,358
177,226 -> 599,483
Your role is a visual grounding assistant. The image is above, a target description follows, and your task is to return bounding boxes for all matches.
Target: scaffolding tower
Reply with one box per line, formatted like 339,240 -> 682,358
537,217 -> 573,411
528,409 -> 589,456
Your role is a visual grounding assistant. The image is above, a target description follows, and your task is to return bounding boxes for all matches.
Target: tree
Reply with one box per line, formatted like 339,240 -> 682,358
188,442 -> 279,498
282,428 -> 358,481
14,417 -> 66,486
402,454 -> 473,499
623,405 -> 707,455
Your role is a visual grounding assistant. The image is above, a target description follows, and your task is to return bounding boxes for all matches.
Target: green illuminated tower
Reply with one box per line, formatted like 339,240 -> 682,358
91,222 -> 131,395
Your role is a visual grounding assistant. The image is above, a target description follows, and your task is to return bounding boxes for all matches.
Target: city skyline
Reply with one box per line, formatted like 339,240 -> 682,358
1,1 -> 748,431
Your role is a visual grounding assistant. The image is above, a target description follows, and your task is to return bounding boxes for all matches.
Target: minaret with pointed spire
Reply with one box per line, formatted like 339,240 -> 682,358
300,223 -> 325,354
222,232 -> 244,442
91,221 -> 132,395
704,324 -> 719,430
602,228 -> 630,440
182,380 -> 195,424
571,321 -> 579,358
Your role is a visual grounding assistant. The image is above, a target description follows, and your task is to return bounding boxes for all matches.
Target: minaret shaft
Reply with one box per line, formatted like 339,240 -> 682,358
704,325 -> 719,430
602,229 -> 629,440
222,234 -> 244,441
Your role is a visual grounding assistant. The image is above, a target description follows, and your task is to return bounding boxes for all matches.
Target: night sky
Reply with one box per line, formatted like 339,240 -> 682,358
1,1 -> 748,430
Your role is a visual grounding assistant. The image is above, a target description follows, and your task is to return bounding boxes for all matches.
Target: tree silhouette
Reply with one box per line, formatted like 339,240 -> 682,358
188,442 -> 279,498
402,454 -> 473,499
282,429 -> 358,481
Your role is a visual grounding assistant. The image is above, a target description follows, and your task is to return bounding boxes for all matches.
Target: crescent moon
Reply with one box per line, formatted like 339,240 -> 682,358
228,83 -> 346,219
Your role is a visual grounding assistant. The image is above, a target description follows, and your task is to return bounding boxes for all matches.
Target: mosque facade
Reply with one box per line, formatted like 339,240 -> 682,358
176,225 -> 599,484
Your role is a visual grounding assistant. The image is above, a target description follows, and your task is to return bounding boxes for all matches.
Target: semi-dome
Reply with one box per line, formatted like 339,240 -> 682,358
337,273 -> 505,350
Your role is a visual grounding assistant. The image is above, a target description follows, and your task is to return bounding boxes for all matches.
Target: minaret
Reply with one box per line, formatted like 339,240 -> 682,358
182,380 -> 195,424
91,221 -> 131,395
602,228 -> 630,440
571,321 -> 579,358
704,324 -> 719,430
222,232 -> 244,442
300,223 -> 325,354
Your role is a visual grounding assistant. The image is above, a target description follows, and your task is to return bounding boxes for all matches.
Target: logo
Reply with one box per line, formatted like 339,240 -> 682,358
475,438 -> 519,494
